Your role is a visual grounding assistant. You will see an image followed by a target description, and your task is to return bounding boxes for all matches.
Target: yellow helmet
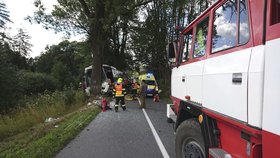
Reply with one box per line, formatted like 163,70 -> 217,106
117,78 -> 123,84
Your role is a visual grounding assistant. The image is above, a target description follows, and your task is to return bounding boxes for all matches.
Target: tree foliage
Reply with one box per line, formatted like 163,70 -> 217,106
0,2 -> 12,43
0,2 -> 90,113
28,0 -> 152,96
19,71 -> 58,95
27,0 -> 213,96
0,2 -> 11,28
35,40 -> 90,89
128,0 -> 215,95
12,28 -> 33,57
0,43 -> 22,112
0,39 -> 89,112
0,0 -> 217,112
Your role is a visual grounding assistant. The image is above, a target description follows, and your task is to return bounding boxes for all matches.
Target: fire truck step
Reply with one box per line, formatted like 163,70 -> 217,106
169,115 -> 177,122
167,104 -> 177,123
209,148 -> 232,158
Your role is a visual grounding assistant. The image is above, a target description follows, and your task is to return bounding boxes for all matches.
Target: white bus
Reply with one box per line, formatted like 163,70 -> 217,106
83,64 -> 122,95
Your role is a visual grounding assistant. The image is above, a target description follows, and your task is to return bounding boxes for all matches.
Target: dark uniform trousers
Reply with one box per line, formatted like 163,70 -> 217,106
115,96 -> 125,108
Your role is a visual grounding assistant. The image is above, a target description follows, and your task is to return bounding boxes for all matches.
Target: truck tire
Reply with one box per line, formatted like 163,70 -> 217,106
175,119 -> 205,158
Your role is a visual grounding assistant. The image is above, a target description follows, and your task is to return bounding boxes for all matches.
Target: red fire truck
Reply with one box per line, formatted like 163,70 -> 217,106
167,0 -> 280,157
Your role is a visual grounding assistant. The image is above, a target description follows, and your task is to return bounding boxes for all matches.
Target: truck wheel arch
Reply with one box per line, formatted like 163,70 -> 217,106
175,119 -> 206,158
174,100 -> 220,157
175,100 -> 201,130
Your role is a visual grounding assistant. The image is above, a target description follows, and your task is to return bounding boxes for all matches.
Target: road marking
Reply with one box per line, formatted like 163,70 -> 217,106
137,98 -> 170,158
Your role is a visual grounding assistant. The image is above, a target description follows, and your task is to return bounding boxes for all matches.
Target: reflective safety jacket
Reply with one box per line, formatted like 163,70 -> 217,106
113,84 -> 126,97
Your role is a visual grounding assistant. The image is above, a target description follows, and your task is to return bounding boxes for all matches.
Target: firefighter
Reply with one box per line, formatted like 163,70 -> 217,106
112,78 -> 127,112
138,80 -> 147,109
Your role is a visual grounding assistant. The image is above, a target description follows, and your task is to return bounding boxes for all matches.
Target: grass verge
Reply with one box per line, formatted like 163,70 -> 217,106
0,90 -> 86,141
0,106 -> 101,158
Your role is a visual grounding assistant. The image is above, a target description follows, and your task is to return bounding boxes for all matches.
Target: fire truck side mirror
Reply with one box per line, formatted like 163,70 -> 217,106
167,42 -> 177,67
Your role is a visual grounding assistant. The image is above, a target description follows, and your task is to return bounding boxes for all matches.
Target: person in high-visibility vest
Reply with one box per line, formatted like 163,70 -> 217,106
112,78 -> 127,112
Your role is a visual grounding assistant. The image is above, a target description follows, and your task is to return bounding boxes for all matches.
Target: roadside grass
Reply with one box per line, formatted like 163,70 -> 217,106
0,90 -> 86,141
0,105 -> 101,158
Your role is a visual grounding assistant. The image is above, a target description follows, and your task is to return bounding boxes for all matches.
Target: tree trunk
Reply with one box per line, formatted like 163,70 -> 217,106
90,38 -> 103,96
90,0 -> 105,97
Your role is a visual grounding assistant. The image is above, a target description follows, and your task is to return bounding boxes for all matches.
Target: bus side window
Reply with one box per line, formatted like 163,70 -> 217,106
271,0 -> 280,25
193,17 -> 209,58
182,30 -> 193,62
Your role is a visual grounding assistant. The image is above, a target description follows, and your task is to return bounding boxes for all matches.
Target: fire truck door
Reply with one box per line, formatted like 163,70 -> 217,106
202,48 -> 252,123
262,39 -> 280,157
184,61 -> 204,104
171,66 -> 187,101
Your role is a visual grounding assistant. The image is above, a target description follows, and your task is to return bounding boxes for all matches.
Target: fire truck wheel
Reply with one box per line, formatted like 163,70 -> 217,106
175,119 -> 205,158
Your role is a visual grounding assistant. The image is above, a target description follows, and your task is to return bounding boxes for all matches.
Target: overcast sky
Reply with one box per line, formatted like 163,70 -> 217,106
3,0 -> 83,58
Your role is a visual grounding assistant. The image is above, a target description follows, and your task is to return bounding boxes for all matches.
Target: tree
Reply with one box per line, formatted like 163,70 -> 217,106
0,43 -> 22,113
12,28 -> 33,57
165,0 -> 216,42
28,0 -> 152,96
34,40 -> 90,89
129,0 -> 170,94
51,61 -> 72,89
0,2 -> 11,28
0,40 -> 29,70
128,0 -> 214,96
0,2 -> 12,43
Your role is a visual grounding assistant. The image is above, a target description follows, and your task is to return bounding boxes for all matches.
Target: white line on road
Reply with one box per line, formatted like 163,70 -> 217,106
137,98 -> 170,158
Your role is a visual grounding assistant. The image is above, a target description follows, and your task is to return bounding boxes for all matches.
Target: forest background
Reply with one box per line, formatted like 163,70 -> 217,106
0,0 -> 214,115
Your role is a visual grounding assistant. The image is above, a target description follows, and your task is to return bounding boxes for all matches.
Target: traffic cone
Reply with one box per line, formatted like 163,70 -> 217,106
153,94 -> 159,102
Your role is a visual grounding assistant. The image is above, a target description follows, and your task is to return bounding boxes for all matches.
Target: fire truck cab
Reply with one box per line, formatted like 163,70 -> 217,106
167,0 -> 280,157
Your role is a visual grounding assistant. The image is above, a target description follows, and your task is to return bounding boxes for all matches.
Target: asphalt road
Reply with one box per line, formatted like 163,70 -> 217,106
55,98 -> 175,158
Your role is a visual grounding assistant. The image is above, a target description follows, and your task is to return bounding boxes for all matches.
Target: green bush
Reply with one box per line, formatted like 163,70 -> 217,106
62,87 -> 86,106
62,89 -> 76,106
19,71 -> 59,95
74,90 -> 86,104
